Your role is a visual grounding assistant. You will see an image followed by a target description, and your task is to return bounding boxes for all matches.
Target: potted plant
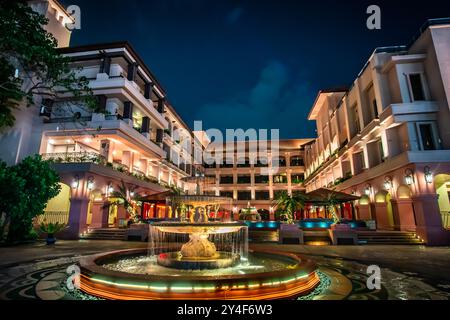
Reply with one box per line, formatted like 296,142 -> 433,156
39,222 -> 68,245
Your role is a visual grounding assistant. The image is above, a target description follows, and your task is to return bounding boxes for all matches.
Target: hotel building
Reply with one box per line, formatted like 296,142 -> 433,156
0,1 -> 205,238
201,139 -> 312,220
303,19 -> 450,245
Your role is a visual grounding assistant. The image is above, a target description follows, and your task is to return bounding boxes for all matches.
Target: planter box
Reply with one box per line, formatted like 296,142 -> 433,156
279,224 -> 304,244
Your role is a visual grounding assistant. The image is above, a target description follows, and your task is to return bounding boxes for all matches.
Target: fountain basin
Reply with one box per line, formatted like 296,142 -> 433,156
157,251 -> 240,270
79,248 -> 320,300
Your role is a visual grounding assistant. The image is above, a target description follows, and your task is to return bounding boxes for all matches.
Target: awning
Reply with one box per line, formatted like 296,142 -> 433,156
304,188 -> 360,205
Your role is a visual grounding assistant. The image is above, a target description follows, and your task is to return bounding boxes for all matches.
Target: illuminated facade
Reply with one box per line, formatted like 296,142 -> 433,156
202,139 -> 312,220
304,19 -> 450,245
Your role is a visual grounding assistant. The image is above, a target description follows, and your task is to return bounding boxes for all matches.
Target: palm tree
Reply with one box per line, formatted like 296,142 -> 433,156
106,180 -> 141,223
325,192 -> 341,224
273,190 -> 307,224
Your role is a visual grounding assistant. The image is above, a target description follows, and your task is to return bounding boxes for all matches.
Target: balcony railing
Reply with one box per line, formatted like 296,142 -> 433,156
42,152 -> 106,164
34,211 -> 69,225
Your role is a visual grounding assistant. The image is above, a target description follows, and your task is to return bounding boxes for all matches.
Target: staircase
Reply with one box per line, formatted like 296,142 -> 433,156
357,231 -> 424,245
80,228 -> 127,240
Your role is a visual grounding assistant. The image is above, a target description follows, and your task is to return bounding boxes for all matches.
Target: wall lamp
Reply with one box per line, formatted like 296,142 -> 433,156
364,184 -> 372,196
87,176 -> 95,191
71,175 -> 80,189
404,169 -> 414,186
424,166 -> 433,184
107,183 -> 114,194
383,177 -> 393,190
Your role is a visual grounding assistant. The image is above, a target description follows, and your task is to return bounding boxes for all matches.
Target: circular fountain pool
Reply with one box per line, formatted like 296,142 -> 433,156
80,249 -> 319,300
79,199 -> 320,300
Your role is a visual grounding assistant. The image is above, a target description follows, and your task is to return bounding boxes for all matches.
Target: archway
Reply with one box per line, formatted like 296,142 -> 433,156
391,184 -> 416,231
357,195 -> 371,221
435,174 -> 450,229
87,189 -> 103,226
37,183 -> 71,225
374,190 -> 395,230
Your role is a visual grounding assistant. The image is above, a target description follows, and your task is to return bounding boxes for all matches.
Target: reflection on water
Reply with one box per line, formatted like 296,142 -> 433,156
103,253 -> 296,276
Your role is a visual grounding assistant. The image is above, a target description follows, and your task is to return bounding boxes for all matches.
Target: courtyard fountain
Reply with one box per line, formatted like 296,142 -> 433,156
79,176 -> 320,299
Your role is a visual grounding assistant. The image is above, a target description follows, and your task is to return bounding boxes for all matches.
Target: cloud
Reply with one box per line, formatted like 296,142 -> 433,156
226,7 -> 244,25
193,60 -> 316,139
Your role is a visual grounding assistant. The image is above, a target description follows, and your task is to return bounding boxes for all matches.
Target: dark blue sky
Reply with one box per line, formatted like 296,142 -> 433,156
60,0 -> 450,139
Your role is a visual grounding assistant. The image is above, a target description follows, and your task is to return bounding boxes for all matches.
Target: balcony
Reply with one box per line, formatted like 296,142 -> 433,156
88,76 -> 168,128
380,101 -> 439,124
42,152 -> 164,190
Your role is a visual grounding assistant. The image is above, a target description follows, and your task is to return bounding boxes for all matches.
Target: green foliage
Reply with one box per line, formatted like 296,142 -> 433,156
106,181 -> 141,222
273,190 -> 306,224
0,155 -> 61,242
0,0 -> 96,130
39,222 -> 67,235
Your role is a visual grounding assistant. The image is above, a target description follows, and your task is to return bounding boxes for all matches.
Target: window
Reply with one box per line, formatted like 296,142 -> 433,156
219,157 -> 234,168
273,175 -> 288,184
254,157 -> 269,167
237,175 -> 251,184
408,74 -> 426,101
220,176 -> 234,184
290,156 -> 304,167
378,140 -> 385,162
272,157 -> 286,167
351,104 -> 361,137
419,124 -> 436,150
254,175 -> 269,184
220,191 -> 233,198
237,191 -> 252,201
236,158 -> 251,168
372,99 -> 379,119
255,191 -> 270,200
291,174 -> 305,184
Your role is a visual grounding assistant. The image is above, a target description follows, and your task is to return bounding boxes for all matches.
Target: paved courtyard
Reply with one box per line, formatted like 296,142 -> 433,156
0,240 -> 449,300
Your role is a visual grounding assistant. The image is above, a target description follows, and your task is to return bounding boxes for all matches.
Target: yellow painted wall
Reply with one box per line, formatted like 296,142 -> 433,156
44,183 -> 71,212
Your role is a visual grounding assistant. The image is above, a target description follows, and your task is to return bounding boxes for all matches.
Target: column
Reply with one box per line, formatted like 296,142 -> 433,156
65,197 -> 90,239
122,151 -> 132,172
127,62 -> 138,81
123,101 -> 133,125
92,95 -> 107,121
144,83 -> 153,100
391,199 -> 417,232
412,194 -> 449,245
100,55 -> 111,75
100,139 -> 112,163
407,122 -> 420,151
142,116 -> 150,139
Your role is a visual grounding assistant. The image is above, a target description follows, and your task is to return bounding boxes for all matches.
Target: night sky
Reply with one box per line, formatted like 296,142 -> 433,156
60,0 -> 450,139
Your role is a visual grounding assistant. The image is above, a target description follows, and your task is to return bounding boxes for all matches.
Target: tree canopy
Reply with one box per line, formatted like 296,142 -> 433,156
0,0 -> 96,130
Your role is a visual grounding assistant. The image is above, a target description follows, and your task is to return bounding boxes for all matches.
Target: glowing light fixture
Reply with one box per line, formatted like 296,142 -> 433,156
364,184 -> 372,196
87,177 -> 95,191
71,175 -> 79,189
383,177 -> 392,190
108,183 -> 114,194
404,169 -> 414,186
424,166 -> 433,184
